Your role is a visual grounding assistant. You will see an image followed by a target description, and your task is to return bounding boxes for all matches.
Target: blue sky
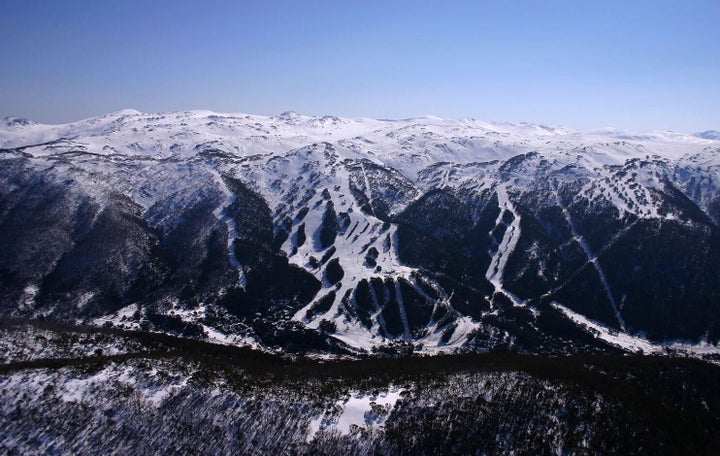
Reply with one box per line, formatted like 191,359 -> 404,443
1,0 -> 718,131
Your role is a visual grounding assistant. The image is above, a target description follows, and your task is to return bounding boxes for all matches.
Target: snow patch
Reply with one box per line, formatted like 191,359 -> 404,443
306,387 -> 406,441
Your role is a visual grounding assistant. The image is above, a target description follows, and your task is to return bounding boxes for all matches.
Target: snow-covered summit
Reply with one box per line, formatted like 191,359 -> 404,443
1,109 -> 714,167
3,116 -> 37,128
696,130 -> 720,140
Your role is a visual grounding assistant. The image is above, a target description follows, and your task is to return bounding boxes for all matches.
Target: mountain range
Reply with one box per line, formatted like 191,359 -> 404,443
1,109 -> 719,359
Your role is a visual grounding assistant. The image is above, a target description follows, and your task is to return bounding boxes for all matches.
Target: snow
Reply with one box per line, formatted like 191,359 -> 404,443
485,185 -> 526,308
306,387 -> 405,441
394,280 -> 412,340
18,285 -> 38,310
418,315 -> 480,355
276,157 -> 418,350
359,160 -> 376,216
59,364 -> 191,407
91,302 -> 261,350
2,109 -> 712,170
552,302 -> 720,359
144,376 -> 189,406
209,168 -> 247,288
92,304 -> 141,329
61,367 -> 118,403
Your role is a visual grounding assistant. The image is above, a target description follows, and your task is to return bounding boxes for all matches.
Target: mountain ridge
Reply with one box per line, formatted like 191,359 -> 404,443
1,110 -> 719,359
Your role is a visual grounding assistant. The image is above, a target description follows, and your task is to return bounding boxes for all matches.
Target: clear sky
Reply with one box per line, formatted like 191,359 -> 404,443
1,0 -> 718,131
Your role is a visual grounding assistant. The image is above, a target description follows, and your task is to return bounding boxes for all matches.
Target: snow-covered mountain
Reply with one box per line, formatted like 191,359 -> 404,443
1,110 -> 719,357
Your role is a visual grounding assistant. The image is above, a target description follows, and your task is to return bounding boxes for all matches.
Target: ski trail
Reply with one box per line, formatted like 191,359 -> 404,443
367,281 -> 393,338
210,170 -> 247,289
543,219 -> 639,303
367,281 -> 389,335
394,280 -> 412,340
485,185 -> 524,307
359,161 -> 376,216
553,187 -> 626,331
408,277 -> 439,304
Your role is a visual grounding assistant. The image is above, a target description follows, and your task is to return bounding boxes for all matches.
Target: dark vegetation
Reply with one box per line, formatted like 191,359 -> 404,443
1,319 -> 720,455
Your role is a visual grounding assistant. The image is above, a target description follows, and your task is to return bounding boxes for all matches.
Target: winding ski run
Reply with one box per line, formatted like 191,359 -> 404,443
210,170 -> 247,289
485,186 -> 525,307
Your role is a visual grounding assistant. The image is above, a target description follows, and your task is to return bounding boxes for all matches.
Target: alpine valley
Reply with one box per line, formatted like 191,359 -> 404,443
2,110 -> 720,454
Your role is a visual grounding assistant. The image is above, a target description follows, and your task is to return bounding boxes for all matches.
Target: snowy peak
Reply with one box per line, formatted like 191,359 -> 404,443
696,130 -> 720,140
105,108 -> 143,117
3,116 -> 36,127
